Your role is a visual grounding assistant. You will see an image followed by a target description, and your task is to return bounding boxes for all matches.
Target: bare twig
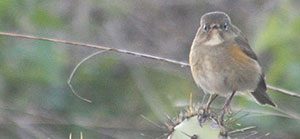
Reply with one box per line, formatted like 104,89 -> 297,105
267,85 -> 300,98
228,126 -> 256,135
244,131 -> 258,139
69,133 -> 72,139
0,32 -> 189,67
140,114 -> 166,130
0,32 -> 299,100
67,50 -> 109,103
69,132 -> 83,139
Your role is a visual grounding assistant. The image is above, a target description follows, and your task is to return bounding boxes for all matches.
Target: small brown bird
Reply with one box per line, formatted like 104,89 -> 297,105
189,11 -> 276,125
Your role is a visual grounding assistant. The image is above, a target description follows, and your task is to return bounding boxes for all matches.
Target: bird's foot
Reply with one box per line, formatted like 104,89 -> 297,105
219,110 -> 227,127
197,107 -> 211,126
218,110 -> 228,136
218,105 -> 231,127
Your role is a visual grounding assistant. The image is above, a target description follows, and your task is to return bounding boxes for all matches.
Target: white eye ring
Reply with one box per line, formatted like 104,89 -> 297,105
203,25 -> 210,32
223,23 -> 229,30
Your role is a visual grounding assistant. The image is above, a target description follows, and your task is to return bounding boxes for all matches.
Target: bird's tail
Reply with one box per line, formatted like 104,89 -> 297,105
251,76 -> 276,107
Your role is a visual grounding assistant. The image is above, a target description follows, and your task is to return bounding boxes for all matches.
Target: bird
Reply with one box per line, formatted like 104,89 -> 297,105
189,11 -> 276,126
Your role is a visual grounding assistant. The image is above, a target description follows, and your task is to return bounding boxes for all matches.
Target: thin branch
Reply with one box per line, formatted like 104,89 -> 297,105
244,131 -> 258,139
67,50 -> 109,103
228,126 -> 256,135
140,114 -> 166,130
0,32 -> 299,99
69,133 -> 72,139
0,32 -> 189,67
267,85 -> 300,98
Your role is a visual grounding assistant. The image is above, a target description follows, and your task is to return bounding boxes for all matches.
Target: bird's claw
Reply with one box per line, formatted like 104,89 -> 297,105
197,108 -> 210,126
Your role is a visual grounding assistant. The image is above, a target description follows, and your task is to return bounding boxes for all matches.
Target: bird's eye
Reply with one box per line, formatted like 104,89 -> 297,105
222,23 -> 229,30
203,25 -> 210,32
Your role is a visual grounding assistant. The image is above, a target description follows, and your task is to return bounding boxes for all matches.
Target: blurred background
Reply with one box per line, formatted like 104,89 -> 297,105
0,0 -> 300,138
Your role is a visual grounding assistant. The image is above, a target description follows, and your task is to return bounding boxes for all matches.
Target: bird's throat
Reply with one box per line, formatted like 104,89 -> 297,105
204,33 -> 224,46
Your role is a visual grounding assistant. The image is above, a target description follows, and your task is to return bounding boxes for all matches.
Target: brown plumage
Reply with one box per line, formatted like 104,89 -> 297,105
189,11 -> 276,125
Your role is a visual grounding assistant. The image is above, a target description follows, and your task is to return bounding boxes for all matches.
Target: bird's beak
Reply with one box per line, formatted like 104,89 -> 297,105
210,24 -> 220,34
210,24 -> 219,30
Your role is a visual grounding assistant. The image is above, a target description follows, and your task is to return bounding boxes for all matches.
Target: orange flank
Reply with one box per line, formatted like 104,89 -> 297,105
228,44 -> 252,64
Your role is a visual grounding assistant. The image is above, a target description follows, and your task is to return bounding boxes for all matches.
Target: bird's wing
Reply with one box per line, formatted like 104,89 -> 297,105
232,25 -> 248,42
234,35 -> 258,61
234,35 -> 276,107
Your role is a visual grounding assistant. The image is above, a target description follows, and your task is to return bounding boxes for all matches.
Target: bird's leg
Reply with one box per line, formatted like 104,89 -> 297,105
219,91 -> 236,126
205,94 -> 218,112
198,94 -> 218,125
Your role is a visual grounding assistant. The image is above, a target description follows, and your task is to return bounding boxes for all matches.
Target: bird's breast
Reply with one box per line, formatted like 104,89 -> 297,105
189,41 -> 261,96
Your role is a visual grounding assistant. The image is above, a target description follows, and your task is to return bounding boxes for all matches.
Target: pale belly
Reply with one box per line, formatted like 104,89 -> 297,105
190,50 -> 261,96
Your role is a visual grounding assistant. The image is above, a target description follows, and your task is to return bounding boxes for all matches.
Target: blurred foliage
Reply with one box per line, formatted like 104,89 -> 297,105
256,1 -> 300,89
0,0 -> 299,138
